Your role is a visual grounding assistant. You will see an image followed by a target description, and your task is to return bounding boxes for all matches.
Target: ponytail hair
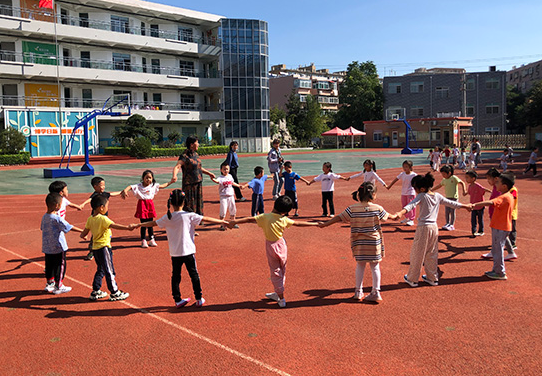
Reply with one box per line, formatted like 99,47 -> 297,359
363,159 -> 376,172
323,161 -> 332,172
352,182 -> 377,202
167,189 -> 186,219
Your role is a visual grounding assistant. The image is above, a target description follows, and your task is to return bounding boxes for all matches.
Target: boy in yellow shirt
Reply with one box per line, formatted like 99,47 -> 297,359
228,196 -> 320,308
80,195 -> 136,301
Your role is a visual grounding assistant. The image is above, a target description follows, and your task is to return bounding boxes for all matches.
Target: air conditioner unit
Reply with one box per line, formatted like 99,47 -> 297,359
431,120 -> 438,126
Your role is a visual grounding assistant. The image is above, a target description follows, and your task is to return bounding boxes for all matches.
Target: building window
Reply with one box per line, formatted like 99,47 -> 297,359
373,131 -> 383,142
151,58 -> 160,74
410,106 -> 424,117
150,24 -> 159,38
430,128 -> 441,141
179,27 -> 193,42
410,81 -> 424,93
466,78 -> 475,90
294,79 -> 311,88
388,83 -> 401,94
485,78 -> 500,89
82,89 -> 92,108
181,94 -> 196,109
435,87 -> 449,98
313,81 -> 330,90
298,94 -> 307,102
113,53 -> 131,71
485,127 -> 499,135
466,105 -> 475,116
111,15 -> 129,33
485,104 -> 499,114
179,60 -> 195,76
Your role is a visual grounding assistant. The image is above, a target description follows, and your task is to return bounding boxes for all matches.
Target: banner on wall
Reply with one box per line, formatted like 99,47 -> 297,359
4,110 -> 98,158
21,0 -> 54,22
22,41 -> 57,65
24,83 -> 59,107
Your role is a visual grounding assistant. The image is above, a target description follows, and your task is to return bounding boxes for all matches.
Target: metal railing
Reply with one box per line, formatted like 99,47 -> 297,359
0,50 -> 221,78
0,5 -> 220,47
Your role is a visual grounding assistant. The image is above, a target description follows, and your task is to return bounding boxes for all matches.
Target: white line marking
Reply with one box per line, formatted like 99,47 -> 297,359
0,245 -> 291,376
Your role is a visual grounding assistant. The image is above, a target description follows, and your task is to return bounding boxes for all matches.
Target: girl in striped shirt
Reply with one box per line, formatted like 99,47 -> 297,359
319,182 -> 396,303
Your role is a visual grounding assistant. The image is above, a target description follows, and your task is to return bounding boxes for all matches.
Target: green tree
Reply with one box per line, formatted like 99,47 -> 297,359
335,61 -> 383,130
522,81 -> 542,129
0,128 -> 27,154
506,85 -> 527,133
270,105 -> 286,124
112,114 -> 160,144
284,91 -> 326,144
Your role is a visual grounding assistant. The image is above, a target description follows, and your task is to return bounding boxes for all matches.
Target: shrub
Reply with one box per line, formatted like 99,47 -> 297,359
0,128 -> 27,155
104,145 -> 228,158
0,152 -> 30,165
129,137 -> 153,158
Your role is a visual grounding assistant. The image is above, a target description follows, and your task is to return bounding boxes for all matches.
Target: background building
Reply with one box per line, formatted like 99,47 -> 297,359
507,60 -> 542,93
383,67 -> 506,135
269,63 -> 345,113
220,18 -> 270,153
1,0 -> 223,157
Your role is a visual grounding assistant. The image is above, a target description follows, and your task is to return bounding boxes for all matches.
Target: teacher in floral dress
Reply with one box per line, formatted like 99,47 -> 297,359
171,136 -> 215,214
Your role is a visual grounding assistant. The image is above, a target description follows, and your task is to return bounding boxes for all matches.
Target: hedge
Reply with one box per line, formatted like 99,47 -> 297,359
104,145 -> 228,157
0,152 -> 31,165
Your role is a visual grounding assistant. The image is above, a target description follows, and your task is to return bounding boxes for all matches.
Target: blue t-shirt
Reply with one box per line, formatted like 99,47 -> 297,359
248,175 -> 268,195
41,213 -> 73,254
282,171 -> 301,191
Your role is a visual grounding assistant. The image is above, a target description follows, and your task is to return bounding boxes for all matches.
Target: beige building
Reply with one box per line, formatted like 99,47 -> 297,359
269,63 -> 345,112
507,60 -> 542,93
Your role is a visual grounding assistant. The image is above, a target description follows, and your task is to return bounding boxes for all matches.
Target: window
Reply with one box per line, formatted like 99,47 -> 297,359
485,127 -> 499,135
111,15 -> 129,33
388,83 -> 401,94
466,78 -> 475,90
82,89 -> 92,108
298,94 -> 307,102
410,81 -> 424,93
410,106 -> 424,117
150,24 -> 159,38
60,9 -> 69,25
152,93 -> 162,106
80,51 -> 90,68
485,78 -> 500,89
435,87 -> 449,98
79,13 -> 89,28
181,94 -> 196,110
179,60 -> 195,76
485,104 -> 499,114
466,105 -> 475,116
294,79 -> 311,88
373,131 -> 383,142
113,53 -> 131,71
179,27 -> 193,42
151,58 -> 160,74
313,81 -> 330,90
142,57 -> 147,73
430,128 -> 441,141
0,42 -> 16,61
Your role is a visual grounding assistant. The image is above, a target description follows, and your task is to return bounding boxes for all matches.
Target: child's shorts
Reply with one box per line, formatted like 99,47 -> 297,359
219,195 -> 236,217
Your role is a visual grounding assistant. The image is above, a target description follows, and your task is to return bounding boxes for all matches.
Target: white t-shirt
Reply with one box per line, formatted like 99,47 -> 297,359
314,172 -> 342,192
452,148 -> 459,156
156,211 -> 203,257
397,171 -> 417,196
217,174 -> 234,197
58,197 -> 70,219
131,182 -> 160,200
431,151 -> 441,163
350,171 -> 386,186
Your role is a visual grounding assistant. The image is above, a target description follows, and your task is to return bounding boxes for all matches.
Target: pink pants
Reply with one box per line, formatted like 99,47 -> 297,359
265,238 -> 288,294
401,194 -> 416,221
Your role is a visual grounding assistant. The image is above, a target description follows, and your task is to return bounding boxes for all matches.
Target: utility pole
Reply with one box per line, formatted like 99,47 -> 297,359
461,72 -> 467,117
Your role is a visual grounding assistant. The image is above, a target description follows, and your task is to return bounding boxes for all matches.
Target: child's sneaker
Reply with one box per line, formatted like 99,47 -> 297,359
481,252 -> 493,259
504,252 -> 518,261
141,239 -> 149,248
233,224 -> 239,229
85,251 -> 94,260
445,225 -> 455,231
278,298 -> 286,308
44,282 -> 55,293
477,232 -> 485,236
148,238 -> 158,247
363,291 -> 382,303
265,292 -> 280,302
422,275 -> 438,286
406,220 -> 414,226
329,214 -> 335,218
53,285 -> 72,295
109,290 -> 129,301
484,271 -> 507,280
441,224 -> 450,230
219,226 -> 226,231
353,291 -> 363,300
195,298 -> 206,307
400,218 -> 408,224
175,298 -> 191,308
90,290 -> 108,300
403,275 -> 418,287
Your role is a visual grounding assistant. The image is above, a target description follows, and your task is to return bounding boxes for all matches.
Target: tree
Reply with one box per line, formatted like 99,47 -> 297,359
270,105 -> 286,137
111,114 -> 160,144
506,85 -> 527,133
0,128 -> 27,154
334,61 -> 383,130
522,80 -> 542,129
284,91 -> 326,145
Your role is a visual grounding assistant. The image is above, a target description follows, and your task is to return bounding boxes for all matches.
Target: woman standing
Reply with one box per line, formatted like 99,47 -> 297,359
171,136 -> 215,215
225,141 -> 245,201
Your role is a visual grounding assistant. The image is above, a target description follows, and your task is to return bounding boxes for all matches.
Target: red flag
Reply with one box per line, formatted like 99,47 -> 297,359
39,0 -> 53,9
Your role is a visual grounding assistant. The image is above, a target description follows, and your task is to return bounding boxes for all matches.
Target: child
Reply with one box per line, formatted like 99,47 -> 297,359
122,170 -> 172,248
499,149 -> 509,172
505,144 -> 514,163
468,151 -> 476,170
431,147 -> 442,172
210,162 -> 244,230
394,173 -> 471,287
80,195 -> 135,301
443,145 -> 451,164
463,170 -> 491,236
48,180 -> 84,219
458,147 -> 467,170
452,144 -> 459,166
387,160 -> 417,226
137,190 -> 228,307
319,182 -> 397,303
433,165 -> 467,231
280,161 -> 310,216
308,162 -> 348,217
472,172 -> 516,280
427,149 -> 434,170
267,139 -> 284,199
41,193 -> 83,294
349,159 -> 388,188
82,176 -> 122,260
523,146 -> 538,176
228,195 -> 320,308
244,166 -> 268,216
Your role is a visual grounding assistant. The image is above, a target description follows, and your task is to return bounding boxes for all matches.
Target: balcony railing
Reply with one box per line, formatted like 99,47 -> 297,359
0,95 -> 221,112
0,5 -> 220,47
0,50 -> 221,78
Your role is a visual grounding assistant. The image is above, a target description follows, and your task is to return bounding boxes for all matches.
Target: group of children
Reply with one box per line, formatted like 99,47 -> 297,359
41,152 -> 526,308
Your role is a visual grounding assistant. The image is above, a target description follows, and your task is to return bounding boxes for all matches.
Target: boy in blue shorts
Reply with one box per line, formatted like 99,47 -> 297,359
244,166 -> 268,216
280,161 -> 310,216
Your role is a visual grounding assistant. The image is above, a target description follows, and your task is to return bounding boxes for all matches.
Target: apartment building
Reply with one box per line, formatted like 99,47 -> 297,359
269,63 -> 345,113
507,60 -> 542,93
0,0 -> 223,157
383,67 -> 506,135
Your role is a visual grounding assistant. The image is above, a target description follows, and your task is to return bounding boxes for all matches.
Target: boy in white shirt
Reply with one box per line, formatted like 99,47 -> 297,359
211,162 -> 244,230
48,180 -> 84,219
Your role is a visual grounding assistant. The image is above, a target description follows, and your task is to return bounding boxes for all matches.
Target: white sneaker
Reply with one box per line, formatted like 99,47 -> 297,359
481,252 -> 493,259
109,290 -> 129,301
196,297 -> 206,307
175,298 -> 191,308
90,290 -> 108,300
53,285 -> 72,295
504,252 -> 518,261
445,225 -> 455,231
406,220 -> 414,226
403,275 -> 418,288
441,224 -> 450,230
400,219 -> 408,224
44,282 -> 55,293
353,291 -> 363,300
330,214 -> 335,218
278,298 -> 286,308
148,238 -> 157,247
141,239 -> 149,248
265,292 -> 280,302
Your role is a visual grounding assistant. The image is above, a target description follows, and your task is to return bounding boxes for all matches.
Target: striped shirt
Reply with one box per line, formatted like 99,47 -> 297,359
339,203 -> 387,262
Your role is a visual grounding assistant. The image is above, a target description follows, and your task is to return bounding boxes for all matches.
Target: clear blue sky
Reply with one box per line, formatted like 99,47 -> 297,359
156,0 -> 542,76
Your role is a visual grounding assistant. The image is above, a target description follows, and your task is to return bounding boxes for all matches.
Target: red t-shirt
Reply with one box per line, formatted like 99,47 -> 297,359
468,182 -> 486,204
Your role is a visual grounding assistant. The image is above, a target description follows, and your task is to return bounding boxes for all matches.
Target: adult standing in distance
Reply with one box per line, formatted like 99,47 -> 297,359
171,136 -> 216,215
267,139 -> 284,199
471,138 -> 482,167
225,141 -> 245,201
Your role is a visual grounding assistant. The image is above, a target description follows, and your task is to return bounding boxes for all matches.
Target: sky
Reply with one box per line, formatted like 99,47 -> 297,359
156,0 -> 542,77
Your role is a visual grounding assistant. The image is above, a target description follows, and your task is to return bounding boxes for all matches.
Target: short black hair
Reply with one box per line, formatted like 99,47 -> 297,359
352,182 -> 376,202
499,172 -> 515,190
465,170 -> 478,179
91,176 -> 104,187
48,181 -> 67,194
254,166 -> 264,176
402,160 -> 413,168
323,162 -> 332,172
486,167 -> 501,178
220,162 -> 229,169
412,173 -> 435,191
440,164 -> 454,175
141,170 -> 156,184
45,192 -> 62,210
283,161 -> 292,168
91,194 -> 108,211
273,195 -> 293,213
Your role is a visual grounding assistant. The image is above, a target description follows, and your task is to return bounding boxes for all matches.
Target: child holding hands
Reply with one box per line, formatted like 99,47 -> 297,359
308,162 -> 349,217
210,162 -> 244,230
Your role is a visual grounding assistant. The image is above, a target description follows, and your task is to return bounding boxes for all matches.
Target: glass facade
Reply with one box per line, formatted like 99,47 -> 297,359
221,19 -> 269,151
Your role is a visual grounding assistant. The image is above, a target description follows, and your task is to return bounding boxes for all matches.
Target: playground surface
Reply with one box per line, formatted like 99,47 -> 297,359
1,149 -> 541,375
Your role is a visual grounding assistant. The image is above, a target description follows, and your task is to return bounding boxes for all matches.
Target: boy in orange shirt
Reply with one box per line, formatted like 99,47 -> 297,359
473,172 -> 515,280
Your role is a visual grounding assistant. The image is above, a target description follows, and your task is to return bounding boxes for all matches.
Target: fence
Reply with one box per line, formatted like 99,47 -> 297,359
461,134 -> 526,150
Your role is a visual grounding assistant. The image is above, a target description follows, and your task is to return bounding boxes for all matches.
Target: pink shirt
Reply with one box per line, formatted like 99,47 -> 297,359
488,185 -> 501,218
468,182 -> 486,204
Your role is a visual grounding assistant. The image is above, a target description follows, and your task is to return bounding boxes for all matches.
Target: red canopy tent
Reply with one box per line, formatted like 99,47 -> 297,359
321,126 -> 366,148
